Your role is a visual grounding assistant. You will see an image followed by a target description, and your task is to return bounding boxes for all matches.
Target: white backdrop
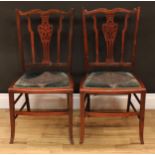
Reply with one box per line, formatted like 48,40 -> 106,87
0,93 -> 155,110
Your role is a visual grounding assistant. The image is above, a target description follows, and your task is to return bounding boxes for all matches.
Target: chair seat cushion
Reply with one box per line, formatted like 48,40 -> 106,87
84,71 -> 140,88
14,71 -> 70,88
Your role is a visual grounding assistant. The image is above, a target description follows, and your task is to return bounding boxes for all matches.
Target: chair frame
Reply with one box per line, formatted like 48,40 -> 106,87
8,8 -> 74,144
80,7 -> 146,144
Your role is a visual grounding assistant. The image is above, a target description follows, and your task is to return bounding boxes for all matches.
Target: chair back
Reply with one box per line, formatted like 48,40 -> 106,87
16,9 -> 74,72
82,7 -> 141,72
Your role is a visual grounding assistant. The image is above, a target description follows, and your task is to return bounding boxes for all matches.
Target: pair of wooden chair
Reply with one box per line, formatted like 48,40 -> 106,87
8,7 -> 146,145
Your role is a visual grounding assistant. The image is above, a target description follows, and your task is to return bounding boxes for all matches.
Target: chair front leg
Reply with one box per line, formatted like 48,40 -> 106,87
127,94 -> 131,112
80,93 -> 85,144
139,92 -> 146,144
9,92 -> 15,144
25,93 -> 31,111
67,93 -> 74,144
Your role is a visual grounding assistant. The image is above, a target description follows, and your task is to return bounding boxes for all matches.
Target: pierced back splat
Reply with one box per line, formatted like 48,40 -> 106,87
102,14 -> 118,63
38,15 -> 53,65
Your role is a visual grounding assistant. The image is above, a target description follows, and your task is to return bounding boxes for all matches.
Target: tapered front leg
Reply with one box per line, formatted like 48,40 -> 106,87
67,93 -> 74,144
9,92 -> 15,144
80,93 -> 85,144
139,92 -> 146,144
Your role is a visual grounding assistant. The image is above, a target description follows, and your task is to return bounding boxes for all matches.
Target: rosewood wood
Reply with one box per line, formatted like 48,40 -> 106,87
38,15 -> 52,65
127,94 -> 131,112
57,15 -> 64,63
93,15 -> 99,63
27,16 -> 36,64
16,8 -> 74,72
102,13 -> 118,63
80,7 -> 146,144
121,13 -> 130,63
9,8 -> 74,144
86,112 -> 138,117
82,7 -> 141,71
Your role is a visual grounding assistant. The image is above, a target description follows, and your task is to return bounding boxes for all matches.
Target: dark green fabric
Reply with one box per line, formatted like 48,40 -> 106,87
84,72 -> 140,88
14,71 -> 69,88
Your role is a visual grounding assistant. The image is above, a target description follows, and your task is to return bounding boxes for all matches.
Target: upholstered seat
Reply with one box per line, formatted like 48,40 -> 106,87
14,71 -> 69,88
84,72 -> 140,88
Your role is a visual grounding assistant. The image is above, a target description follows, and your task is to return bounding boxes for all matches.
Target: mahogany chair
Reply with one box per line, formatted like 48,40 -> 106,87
80,7 -> 146,144
8,9 -> 74,144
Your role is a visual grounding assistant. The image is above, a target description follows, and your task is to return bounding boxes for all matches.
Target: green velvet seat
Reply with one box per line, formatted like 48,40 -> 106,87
14,71 -> 69,88
84,71 -> 140,88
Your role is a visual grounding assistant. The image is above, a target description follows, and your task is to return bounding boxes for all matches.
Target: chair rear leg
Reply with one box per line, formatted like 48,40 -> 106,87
9,92 -> 15,144
139,92 -> 146,144
25,93 -> 31,111
67,93 -> 74,144
127,94 -> 131,112
80,93 -> 85,144
85,94 -> 90,111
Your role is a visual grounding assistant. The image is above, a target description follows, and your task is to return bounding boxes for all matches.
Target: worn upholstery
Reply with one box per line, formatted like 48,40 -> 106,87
84,72 -> 140,88
14,71 -> 69,88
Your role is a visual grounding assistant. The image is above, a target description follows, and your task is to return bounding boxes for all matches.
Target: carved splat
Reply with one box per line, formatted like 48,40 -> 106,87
102,14 -> 118,63
38,15 -> 53,65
